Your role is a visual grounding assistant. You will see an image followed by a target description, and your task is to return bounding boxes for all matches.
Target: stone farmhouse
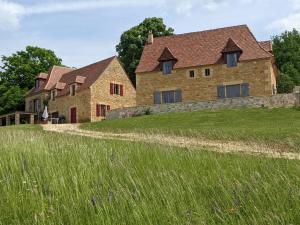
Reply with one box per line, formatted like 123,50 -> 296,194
135,25 -> 277,106
24,56 -> 136,123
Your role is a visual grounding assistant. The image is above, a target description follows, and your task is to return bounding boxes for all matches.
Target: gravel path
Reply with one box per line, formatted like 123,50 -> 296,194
42,124 -> 300,160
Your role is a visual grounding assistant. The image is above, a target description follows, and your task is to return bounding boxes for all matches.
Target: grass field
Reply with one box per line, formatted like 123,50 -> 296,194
1,125 -> 300,224
82,108 -> 300,152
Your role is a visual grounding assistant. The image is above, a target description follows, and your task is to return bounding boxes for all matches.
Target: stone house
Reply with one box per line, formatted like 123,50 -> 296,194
135,25 -> 277,106
25,56 -> 136,123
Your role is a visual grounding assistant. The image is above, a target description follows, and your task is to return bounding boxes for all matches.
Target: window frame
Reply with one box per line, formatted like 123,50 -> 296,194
162,61 -> 173,75
50,90 -> 56,101
154,90 -> 182,104
204,68 -> 211,77
70,84 -> 76,96
189,70 -> 195,78
226,53 -> 238,68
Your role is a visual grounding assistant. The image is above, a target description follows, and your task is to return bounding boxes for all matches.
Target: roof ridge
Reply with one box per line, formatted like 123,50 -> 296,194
153,24 -> 248,40
244,26 -> 273,57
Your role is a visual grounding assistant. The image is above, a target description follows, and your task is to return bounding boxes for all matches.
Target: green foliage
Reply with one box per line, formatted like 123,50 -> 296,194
1,127 -> 300,224
0,84 -> 26,114
116,17 -> 174,84
0,46 -> 63,89
273,29 -> 300,92
82,108 -> 300,152
0,46 -> 63,114
277,72 -> 295,93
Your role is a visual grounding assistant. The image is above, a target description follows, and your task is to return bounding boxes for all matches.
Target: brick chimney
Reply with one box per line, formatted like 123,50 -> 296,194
147,31 -> 154,45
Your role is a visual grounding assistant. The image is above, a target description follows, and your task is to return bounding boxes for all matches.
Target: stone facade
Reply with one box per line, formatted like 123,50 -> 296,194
107,93 -> 299,120
44,58 -> 136,123
25,92 -> 48,113
136,58 -> 277,106
90,59 -> 136,122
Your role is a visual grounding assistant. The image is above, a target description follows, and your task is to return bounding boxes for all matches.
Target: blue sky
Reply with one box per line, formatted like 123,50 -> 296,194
0,0 -> 299,68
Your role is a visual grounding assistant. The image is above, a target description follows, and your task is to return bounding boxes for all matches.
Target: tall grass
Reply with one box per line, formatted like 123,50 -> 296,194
0,126 -> 300,224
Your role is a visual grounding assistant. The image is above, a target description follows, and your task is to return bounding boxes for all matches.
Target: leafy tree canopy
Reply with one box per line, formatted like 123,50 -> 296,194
0,46 -> 63,114
273,29 -> 300,93
116,17 -> 174,84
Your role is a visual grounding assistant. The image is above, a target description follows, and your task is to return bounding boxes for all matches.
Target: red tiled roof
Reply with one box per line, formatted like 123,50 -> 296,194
55,56 -> 116,97
158,47 -> 177,61
259,41 -> 273,53
136,25 -> 273,73
37,73 -> 48,79
26,66 -> 74,97
222,38 -> 243,53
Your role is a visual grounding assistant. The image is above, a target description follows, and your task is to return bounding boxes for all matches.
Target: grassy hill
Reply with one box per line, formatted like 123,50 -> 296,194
82,107 -> 300,152
1,108 -> 300,224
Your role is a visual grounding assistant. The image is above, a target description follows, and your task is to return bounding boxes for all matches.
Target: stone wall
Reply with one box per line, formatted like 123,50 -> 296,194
90,58 -> 136,122
136,58 -> 277,106
107,93 -> 300,120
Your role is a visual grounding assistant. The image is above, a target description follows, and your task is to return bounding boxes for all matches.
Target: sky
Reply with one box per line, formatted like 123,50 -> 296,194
0,0 -> 299,68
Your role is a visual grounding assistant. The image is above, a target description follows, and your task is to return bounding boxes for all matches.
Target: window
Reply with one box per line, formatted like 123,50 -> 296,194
162,61 -> 173,74
70,84 -> 76,96
154,90 -> 182,104
189,70 -> 195,78
96,104 -> 111,117
50,90 -> 56,101
226,53 -> 238,67
33,99 -> 41,112
110,83 -> 124,96
217,83 -> 249,98
35,80 -> 40,89
205,68 -> 211,76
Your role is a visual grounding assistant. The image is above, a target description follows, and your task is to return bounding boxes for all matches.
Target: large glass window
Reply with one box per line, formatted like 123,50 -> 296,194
162,61 -> 173,74
217,83 -> 249,98
226,53 -> 238,67
154,90 -> 182,104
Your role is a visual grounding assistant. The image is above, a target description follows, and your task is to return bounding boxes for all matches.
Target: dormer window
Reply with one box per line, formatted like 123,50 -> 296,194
222,38 -> 242,68
226,53 -> 238,68
158,47 -> 177,75
163,61 -> 173,75
70,84 -> 76,96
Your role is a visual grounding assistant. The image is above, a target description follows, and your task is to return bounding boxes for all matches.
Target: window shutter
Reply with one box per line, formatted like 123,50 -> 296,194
110,83 -> 114,95
154,91 -> 161,104
175,90 -> 182,102
107,105 -> 111,111
217,85 -> 225,98
241,83 -> 249,97
120,85 -> 124,96
96,104 -> 100,117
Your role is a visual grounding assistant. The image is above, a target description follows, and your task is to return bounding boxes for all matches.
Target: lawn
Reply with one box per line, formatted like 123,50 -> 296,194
1,126 -> 300,224
82,107 -> 300,151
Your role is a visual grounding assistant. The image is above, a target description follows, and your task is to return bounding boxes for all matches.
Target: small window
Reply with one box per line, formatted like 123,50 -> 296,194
227,53 -> 238,67
189,70 -> 195,78
110,83 -> 124,96
35,80 -> 40,89
96,104 -> 110,117
114,84 -> 120,95
50,90 -> 56,101
205,68 -> 211,76
70,84 -> 76,96
162,61 -> 173,75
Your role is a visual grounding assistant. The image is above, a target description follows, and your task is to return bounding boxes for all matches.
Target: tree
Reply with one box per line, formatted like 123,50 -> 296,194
273,29 -> 300,93
273,29 -> 300,73
0,46 -> 63,89
277,72 -> 294,94
0,46 -> 63,114
116,17 -> 174,84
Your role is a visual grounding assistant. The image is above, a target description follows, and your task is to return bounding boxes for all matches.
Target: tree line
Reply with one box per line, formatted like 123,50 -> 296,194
0,17 -> 299,115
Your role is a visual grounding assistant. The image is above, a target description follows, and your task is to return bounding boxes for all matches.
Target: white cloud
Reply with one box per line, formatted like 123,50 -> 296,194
267,12 -> 300,31
0,0 -> 25,30
0,0 -> 257,31
267,0 -> 300,32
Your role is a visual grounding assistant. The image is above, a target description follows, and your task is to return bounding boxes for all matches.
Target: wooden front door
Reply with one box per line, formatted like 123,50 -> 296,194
70,107 -> 77,123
